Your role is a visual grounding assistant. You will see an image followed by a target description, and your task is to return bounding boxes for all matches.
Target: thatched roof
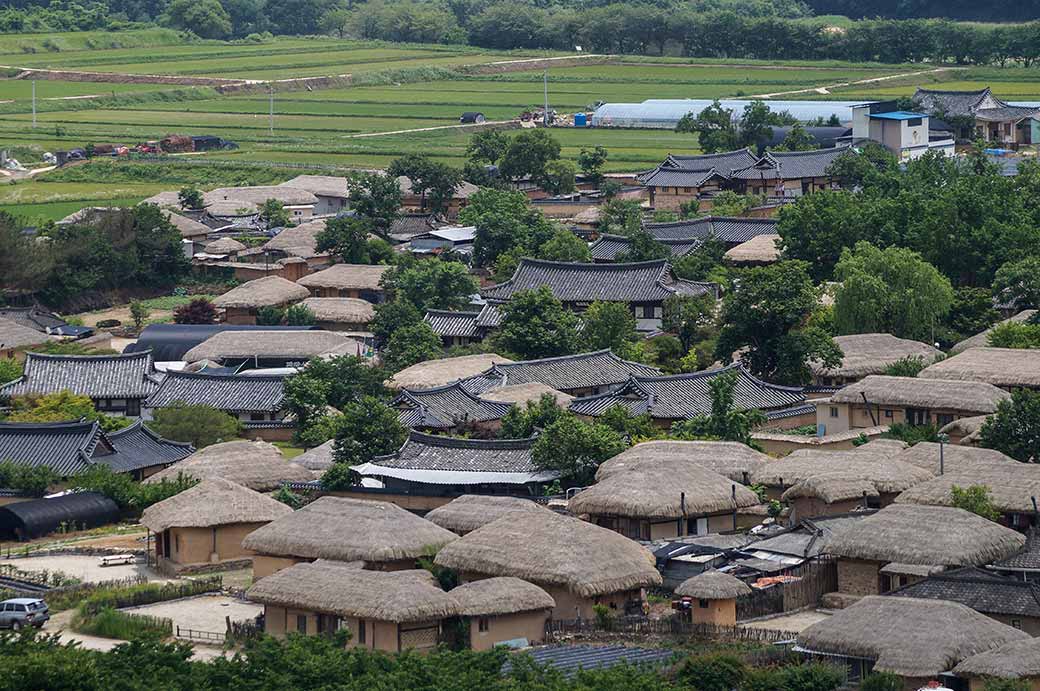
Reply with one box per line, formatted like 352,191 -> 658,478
212,276 -> 309,309
451,577 -> 555,616
823,504 -> 1025,566
241,496 -> 457,563
434,510 -> 661,597
166,212 -> 210,240
144,440 -> 313,491
675,569 -> 752,600
480,382 -> 575,408
140,477 -> 291,532
388,354 -> 514,390
300,297 -> 375,324
895,442 -> 1014,475
424,495 -> 552,535
570,460 -> 759,519
183,330 -> 362,363
828,375 -> 1010,414
279,175 -> 349,199
292,440 -> 335,472
596,440 -> 769,484
921,347 -> 1040,388
954,636 -> 1040,679
296,264 -> 390,291
246,560 -> 459,623
0,318 -> 49,350
208,185 -> 317,208
940,412 -> 985,445
723,234 -> 781,265
203,237 -> 247,255
951,310 -> 1037,355
798,596 -> 1028,678
811,334 -> 943,379
895,461 -> 1040,514
261,219 -> 328,257
751,449 -> 932,499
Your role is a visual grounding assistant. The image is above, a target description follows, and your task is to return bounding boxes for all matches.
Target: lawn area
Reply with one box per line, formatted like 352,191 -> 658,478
0,197 -> 144,223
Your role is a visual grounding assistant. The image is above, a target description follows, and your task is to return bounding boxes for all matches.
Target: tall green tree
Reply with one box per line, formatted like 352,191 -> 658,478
370,301 -> 422,344
461,188 -> 555,268
258,198 -> 291,229
500,393 -> 566,439
467,129 -> 509,165
993,257 -> 1040,309
581,301 -> 639,353
382,322 -> 443,372
331,396 -> 408,465
662,294 -> 716,352
388,154 -> 463,213
773,123 -> 817,151
577,146 -> 608,187
538,229 -> 591,263
498,129 -> 561,183
738,99 -> 774,149
832,241 -> 953,342
384,259 -> 478,311
715,260 -> 841,384
980,389 -> 1040,463
346,173 -> 401,232
676,100 -> 738,153
149,403 -> 242,448
315,216 -> 385,264
531,414 -> 627,486
162,0 -> 231,38
670,370 -> 766,446
282,355 -> 389,439
496,286 -> 581,359
615,229 -> 669,263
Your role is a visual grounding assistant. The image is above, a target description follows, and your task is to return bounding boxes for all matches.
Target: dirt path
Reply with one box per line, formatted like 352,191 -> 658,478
345,120 -> 517,138
750,66 -> 964,98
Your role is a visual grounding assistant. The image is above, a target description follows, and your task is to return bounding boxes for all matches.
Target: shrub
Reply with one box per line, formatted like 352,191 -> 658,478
860,672 -> 903,691
72,607 -> 171,640
676,653 -> 746,691
149,403 -> 242,448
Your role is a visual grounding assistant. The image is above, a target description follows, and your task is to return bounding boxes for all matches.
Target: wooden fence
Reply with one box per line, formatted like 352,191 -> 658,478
175,626 -> 226,644
546,617 -> 798,643
736,557 -> 837,621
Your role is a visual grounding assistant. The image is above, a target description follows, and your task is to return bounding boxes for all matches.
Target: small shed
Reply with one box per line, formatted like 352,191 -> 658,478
675,569 -> 751,626
460,112 -> 486,124
0,492 -> 120,541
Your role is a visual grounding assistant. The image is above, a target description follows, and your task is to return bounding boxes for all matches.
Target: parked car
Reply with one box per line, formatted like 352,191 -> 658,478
0,598 -> 49,630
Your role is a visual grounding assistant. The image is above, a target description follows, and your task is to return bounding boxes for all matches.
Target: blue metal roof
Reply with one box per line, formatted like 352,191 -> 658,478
504,645 -> 674,678
868,111 -> 926,120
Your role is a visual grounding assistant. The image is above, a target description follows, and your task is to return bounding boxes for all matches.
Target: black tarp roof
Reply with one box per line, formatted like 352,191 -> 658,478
125,324 -> 319,362
0,492 -> 120,540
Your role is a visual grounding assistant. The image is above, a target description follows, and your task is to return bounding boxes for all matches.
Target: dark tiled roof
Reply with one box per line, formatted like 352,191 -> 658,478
642,217 -> 778,245
481,259 -> 714,303
144,370 -> 285,413
98,420 -> 193,473
730,146 -> 850,181
505,645 -> 674,678
568,364 -> 805,420
639,167 -> 724,188
0,351 -> 161,400
393,382 -> 513,429
367,430 -> 538,473
665,148 -> 758,173
0,421 -> 103,476
913,88 -> 998,118
589,235 -> 702,262
424,310 -> 481,339
388,213 -> 441,241
888,567 -> 1040,619
976,105 -> 1040,121
474,303 -> 502,328
993,530 -> 1040,572
462,349 -> 661,395
0,307 -> 66,333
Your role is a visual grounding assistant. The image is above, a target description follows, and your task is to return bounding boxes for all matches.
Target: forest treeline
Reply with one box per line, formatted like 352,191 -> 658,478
4,0 -> 1040,67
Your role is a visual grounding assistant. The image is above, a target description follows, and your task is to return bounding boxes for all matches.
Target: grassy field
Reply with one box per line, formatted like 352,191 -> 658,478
1,31 -> 1039,217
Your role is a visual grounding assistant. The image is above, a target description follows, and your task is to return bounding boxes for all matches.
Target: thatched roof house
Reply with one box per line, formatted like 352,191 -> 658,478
212,276 -> 309,310
569,460 -> 760,521
895,461 -> 1040,516
920,347 -> 1040,389
596,440 -> 769,483
141,477 -> 291,533
203,237 -> 247,256
751,449 -> 932,497
675,569 -> 752,599
723,233 -> 781,265
292,440 -> 335,472
261,219 -> 328,258
939,415 -> 989,445
828,375 -> 1010,415
451,577 -> 555,616
296,264 -> 390,295
144,440 -> 313,491
798,596 -> 1028,679
954,636 -> 1040,681
895,442 -> 1014,474
300,297 -> 375,326
479,382 -> 575,408
0,318 -> 49,354
388,354 -> 514,390
434,510 -> 661,599
810,334 -> 943,383
183,330 -> 362,363
425,495 -> 551,535
823,504 -> 1025,567
241,496 -> 457,568
166,212 -> 210,240
247,560 -> 458,623
951,310 -> 1036,355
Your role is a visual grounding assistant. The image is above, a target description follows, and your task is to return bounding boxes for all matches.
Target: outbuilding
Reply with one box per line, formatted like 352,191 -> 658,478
675,569 -> 752,627
451,577 -> 554,650
0,492 -> 119,541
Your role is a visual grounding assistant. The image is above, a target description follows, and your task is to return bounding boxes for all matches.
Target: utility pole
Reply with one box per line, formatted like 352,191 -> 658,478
31,80 -> 36,129
543,70 -> 549,127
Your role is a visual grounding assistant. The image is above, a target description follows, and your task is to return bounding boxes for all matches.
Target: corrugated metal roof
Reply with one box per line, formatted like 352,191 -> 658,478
505,645 -> 674,677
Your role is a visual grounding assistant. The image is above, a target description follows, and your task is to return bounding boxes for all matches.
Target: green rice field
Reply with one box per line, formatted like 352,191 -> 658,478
2,31 -> 1040,220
